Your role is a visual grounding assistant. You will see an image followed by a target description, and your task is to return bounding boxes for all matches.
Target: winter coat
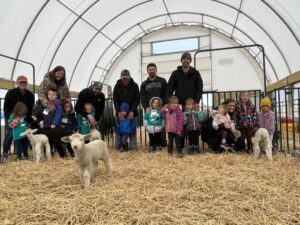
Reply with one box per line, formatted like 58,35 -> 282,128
143,97 -> 164,134
115,116 -> 136,135
167,66 -> 203,105
184,109 -> 206,131
163,106 -> 183,133
8,115 -> 28,141
140,76 -> 168,109
34,99 -> 63,128
38,71 -> 70,108
77,112 -> 95,135
258,110 -> 275,135
75,87 -> 105,122
236,102 -> 258,129
61,112 -> 78,134
212,110 -> 232,127
113,78 -> 140,116
3,88 -> 34,119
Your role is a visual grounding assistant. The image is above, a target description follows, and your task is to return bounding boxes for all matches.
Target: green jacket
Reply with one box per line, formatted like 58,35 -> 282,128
77,112 -> 95,135
8,115 -> 28,141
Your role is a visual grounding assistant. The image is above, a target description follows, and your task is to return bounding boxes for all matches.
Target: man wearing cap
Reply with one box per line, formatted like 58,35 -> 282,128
75,81 -> 105,127
1,75 -> 34,163
113,69 -> 140,150
167,52 -> 203,149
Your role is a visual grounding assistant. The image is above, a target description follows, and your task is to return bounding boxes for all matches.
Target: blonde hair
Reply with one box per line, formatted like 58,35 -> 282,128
185,98 -> 195,105
239,91 -> 252,105
169,96 -> 179,104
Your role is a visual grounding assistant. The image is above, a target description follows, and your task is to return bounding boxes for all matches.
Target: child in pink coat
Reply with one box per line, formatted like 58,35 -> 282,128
163,96 -> 184,157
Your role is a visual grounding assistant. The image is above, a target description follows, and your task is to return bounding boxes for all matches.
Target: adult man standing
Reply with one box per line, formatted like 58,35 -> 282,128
75,81 -> 105,128
140,63 -> 168,110
1,75 -> 34,163
113,69 -> 140,150
167,52 -> 203,106
140,63 -> 168,148
167,52 -> 203,149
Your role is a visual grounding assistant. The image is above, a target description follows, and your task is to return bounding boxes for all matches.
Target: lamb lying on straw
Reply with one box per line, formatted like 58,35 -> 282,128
21,128 -> 51,163
61,133 -> 112,189
252,128 -> 273,161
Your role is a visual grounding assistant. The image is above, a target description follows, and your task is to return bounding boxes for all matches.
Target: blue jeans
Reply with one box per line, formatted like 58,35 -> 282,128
2,118 -> 13,157
15,138 -> 29,159
115,133 -> 137,150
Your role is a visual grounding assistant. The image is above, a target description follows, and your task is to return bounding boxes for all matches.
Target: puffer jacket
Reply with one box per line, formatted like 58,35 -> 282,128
184,109 -> 206,131
115,116 -> 136,135
143,97 -> 164,133
236,102 -> 258,129
163,105 -> 183,133
8,115 -> 28,141
38,69 -> 70,107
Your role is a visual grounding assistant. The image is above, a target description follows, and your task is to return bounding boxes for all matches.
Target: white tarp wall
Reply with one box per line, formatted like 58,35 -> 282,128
105,26 -> 263,91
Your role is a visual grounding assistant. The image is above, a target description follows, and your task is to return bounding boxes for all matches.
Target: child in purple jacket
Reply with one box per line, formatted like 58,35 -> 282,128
163,96 -> 184,158
258,96 -> 275,144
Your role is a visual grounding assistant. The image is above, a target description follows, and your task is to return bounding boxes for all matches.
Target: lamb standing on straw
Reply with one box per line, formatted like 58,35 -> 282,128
20,128 -> 51,162
251,128 -> 273,161
61,133 -> 112,189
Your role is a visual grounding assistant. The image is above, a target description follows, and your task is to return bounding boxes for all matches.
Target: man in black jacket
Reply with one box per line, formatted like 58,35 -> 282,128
75,81 -> 105,127
167,52 -> 203,107
140,63 -> 168,147
167,52 -> 203,149
140,63 -> 168,110
113,69 -> 140,150
1,75 -> 34,163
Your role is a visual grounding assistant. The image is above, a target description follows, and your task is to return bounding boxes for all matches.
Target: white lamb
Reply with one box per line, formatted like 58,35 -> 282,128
61,133 -> 112,189
20,128 -> 51,163
251,128 -> 273,161
90,128 -> 101,141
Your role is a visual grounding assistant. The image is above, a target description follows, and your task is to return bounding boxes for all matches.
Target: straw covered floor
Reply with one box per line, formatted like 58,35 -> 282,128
0,150 -> 299,225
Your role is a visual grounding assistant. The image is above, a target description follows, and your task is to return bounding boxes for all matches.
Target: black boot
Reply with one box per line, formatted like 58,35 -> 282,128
188,146 -> 194,155
167,145 -> 173,155
176,148 -> 183,158
194,146 -> 200,155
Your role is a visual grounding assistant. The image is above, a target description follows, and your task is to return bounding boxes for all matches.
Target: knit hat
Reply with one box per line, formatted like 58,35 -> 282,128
16,75 -> 28,83
181,52 -> 192,62
91,81 -> 103,90
120,103 -> 130,112
120,69 -> 130,79
260,96 -> 271,108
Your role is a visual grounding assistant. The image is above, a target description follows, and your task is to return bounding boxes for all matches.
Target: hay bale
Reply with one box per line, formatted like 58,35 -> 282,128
0,150 -> 299,225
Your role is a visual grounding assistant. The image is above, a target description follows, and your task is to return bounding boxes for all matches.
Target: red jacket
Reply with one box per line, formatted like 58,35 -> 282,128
163,106 -> 183,133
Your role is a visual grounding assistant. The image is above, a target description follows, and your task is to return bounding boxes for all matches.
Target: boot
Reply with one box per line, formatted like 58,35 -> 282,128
188,146 -> 194,155
194,146 -> 200,155
176,148 -> 183,158
167,145 -> 173,155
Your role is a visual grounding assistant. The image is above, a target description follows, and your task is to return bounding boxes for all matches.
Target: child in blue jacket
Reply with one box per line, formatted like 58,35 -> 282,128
115,103 -> 136,151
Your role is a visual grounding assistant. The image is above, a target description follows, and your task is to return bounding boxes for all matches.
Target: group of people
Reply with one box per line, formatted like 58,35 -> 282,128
1,51 -> 275,162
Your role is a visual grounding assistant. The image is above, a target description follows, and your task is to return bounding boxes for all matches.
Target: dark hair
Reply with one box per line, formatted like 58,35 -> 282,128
62,100 -> 74,113
48,88 -> 58,93
147,63 -> 157,69
49,66 -> 66,85
12,102 -> 28,117
223,98 -> 236,105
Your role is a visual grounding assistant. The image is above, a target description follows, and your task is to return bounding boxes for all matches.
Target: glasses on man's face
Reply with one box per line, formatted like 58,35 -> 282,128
18,81 -> 28,84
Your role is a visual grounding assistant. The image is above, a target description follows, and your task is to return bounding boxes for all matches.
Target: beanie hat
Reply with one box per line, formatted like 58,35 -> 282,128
181,52 -> 192,62
260,96 -> 271,108
120,103 -> 130,112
